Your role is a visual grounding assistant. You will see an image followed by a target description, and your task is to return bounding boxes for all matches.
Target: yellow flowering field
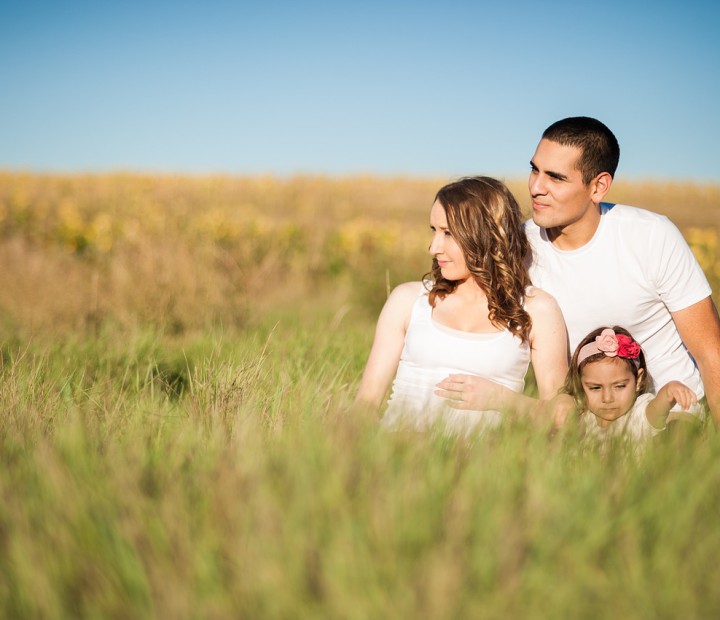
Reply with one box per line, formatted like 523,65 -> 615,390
0,172 -> 717,336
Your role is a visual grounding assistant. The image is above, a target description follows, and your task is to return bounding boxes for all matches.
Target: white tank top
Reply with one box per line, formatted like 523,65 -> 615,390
383,284 -> 531,435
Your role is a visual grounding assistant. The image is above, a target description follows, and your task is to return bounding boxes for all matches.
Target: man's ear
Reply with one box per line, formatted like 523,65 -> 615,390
590,171 -> 613,204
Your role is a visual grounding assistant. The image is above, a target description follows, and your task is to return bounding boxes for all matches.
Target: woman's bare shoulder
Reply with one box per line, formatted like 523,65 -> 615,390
375,281 -> 425,327
386,281 -> 425,307
393,280 -> 425,296
524,286 -> 563,316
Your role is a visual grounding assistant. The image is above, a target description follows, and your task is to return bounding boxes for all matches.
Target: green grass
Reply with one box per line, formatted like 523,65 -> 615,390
1,313 -> 719,619
0,173 -> 718,618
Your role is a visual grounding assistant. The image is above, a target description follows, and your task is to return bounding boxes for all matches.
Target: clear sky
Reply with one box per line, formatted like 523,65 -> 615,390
2,0 -> 719,181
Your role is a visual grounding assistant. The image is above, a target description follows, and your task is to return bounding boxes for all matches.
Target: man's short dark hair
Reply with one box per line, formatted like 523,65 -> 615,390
542,117 -> 620,184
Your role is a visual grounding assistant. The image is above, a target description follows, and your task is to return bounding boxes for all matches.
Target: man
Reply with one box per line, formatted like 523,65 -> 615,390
436,116 -> 720,425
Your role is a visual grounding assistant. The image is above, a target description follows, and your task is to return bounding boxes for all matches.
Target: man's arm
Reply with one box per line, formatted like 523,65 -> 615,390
671,296 -> 720,426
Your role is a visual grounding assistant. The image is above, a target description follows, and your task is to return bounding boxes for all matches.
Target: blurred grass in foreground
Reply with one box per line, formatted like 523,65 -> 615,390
1,318 -> 719,619
0,173 -> 719,618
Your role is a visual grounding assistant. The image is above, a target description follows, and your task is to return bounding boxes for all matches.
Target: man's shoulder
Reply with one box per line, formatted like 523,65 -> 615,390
601,203 -> 685,248
523,203 -> 679,250
601,203 -> 672,226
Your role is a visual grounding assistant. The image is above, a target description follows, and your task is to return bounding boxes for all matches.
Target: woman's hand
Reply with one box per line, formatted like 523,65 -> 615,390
434,374 -> 506,410
546,393 -> 576,428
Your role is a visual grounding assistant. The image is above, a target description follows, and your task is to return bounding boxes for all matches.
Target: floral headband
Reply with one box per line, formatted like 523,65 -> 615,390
577,328 -> 642,366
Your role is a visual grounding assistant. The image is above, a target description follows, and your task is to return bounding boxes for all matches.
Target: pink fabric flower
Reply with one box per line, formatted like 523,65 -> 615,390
577,328 -> 642,366
616,334 -> 641,359
594,329 -> 618,357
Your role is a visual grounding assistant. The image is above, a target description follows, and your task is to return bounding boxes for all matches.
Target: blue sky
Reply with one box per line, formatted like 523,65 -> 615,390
2,0 -> 719,181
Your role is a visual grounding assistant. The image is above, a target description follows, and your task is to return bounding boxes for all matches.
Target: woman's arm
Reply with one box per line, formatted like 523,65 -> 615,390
354,282 -> 420,412
525,288 -> 569,401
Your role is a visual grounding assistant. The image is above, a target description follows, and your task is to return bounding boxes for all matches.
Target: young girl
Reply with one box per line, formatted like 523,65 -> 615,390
354,176 -> 568,436
563,326 -> 698,442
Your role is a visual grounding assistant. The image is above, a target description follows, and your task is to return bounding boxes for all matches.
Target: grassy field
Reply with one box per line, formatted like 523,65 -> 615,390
0,172 -> 719,618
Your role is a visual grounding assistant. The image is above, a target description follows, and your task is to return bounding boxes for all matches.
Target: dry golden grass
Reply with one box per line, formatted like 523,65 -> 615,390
0,172 -> 717,338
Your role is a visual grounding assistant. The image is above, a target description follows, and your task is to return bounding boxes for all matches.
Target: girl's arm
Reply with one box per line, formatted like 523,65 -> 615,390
645,381 -> 698,429
354,282 -> 420,412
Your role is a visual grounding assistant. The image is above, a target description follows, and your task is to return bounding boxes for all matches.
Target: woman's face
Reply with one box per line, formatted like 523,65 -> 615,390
428,201 -> 470,282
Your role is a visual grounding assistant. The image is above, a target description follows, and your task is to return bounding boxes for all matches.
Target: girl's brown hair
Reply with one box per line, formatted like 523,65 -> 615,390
562,325 -> 649,411
424,176 -> 532,343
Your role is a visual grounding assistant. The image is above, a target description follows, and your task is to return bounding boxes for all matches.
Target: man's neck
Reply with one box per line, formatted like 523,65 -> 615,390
547,205 -> 602,250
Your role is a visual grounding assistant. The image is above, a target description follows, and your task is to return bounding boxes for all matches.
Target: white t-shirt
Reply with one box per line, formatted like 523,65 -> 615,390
525,203 -> 711,399
580,392 -> 661,444
382,284 -> 531,436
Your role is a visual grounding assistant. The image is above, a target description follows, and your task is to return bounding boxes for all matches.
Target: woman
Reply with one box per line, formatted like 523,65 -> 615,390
355,176 -> 567,435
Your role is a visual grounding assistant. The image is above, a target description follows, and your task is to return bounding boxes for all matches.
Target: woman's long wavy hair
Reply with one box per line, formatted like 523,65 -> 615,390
424,176 -> 533,343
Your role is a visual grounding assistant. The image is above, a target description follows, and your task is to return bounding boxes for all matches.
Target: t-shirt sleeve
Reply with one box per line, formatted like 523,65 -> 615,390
649,218 -> 712,312
631,393 -> 665,438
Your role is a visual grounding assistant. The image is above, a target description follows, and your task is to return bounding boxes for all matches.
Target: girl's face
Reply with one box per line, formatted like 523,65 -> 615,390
429,201 -> 470,282
580,357 -> 641,428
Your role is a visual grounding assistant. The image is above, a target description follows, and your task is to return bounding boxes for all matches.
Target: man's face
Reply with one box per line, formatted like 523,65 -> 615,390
528,139 -> 597,232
